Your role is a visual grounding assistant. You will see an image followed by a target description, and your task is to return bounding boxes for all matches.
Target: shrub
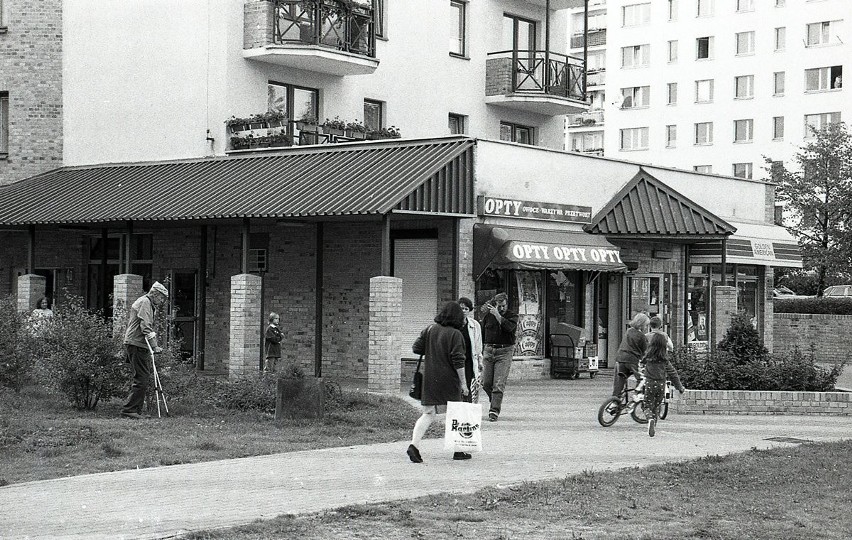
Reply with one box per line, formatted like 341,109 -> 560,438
717,314 -> 768,363
768,347 -> 844,392
774,297 -> 852,315
216,374 -> 277,413
0,296 -> 34,392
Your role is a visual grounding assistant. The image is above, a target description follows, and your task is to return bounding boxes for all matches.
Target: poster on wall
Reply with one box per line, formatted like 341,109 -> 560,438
515,271 -> 543,356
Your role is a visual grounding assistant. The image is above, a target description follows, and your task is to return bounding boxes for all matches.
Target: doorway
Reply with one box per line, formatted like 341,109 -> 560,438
626,273 -> 674,333
169,270 -> 198,363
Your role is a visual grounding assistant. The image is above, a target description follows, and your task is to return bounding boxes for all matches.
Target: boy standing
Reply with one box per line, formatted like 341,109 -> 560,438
264,312 -> 283,373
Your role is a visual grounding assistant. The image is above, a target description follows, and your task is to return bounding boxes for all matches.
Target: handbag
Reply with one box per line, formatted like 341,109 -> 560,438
444,401 -> 483,452
408,355 -> 424,400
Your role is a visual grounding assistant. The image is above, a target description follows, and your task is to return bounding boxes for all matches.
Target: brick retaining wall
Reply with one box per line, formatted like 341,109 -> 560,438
674,389 -> 852,416
773,313 -> 852,364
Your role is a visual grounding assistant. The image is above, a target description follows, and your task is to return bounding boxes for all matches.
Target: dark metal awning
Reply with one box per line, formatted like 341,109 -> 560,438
473,224 -> 627,279
0,137 -> 476,226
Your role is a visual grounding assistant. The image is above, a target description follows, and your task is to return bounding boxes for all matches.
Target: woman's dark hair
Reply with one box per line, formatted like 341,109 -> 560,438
457,297 -> 473,311
435,301 -> 466,329
644,332 -> 668,361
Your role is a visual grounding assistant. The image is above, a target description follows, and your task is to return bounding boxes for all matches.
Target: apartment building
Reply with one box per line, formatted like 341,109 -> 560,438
566,0 -> 849,179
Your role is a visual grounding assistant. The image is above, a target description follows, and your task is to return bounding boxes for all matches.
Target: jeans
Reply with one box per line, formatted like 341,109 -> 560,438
611,361 -> 642,399
482,344 -> 514,416
122,344 -> 152,414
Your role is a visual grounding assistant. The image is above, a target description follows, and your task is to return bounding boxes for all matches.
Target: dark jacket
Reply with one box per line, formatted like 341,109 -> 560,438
481,309 -> 519,345
413,323 -> 466,406
641,353 -> 685,391
616,327 -> 647,364
265,324 -> 283,359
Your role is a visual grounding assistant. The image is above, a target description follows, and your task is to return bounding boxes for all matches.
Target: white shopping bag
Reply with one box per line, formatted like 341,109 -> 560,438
444,401 -> 483,452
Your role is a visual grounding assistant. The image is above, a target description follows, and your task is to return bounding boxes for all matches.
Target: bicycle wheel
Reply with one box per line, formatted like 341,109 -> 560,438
659,402 -> 669,420
630,402 -> 649,424
598,397 -> 622,427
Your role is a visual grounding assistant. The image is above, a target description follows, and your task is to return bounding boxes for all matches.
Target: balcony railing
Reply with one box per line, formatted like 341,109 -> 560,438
568,109 -> 604,127
273,0 -> 375,58
227,119 -> 400,152
570,28 -> 607,49
586,68 -> 605,87
487,50 -> 586,101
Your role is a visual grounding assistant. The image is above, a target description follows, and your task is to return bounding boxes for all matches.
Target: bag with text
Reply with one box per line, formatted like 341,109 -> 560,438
444,401 -> 483,452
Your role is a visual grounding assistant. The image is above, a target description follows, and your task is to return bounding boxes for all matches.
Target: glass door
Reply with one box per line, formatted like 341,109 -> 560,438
169,270 -> 198,363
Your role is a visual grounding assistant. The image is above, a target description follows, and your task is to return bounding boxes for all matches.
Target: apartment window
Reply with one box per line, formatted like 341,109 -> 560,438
448,113 -> 467,135
667,83 -> 678,105
0,92 -> 7,157
697,0 -> 714,18
804,112 -> 841,137
620,86 -> 650,108
695,122 -> 713,145
572,132 -> 603,153
734,119 -> 753,143
266,81 -> 318,141
668,0 -> 678,21
667,40 -> 678,63
774,71 -> 785,95
449,1 -> 466,57
665,125 -> 677,148
695,79 -> 714,103
504,14 -> 536,51
773,116 -> 784,140
735,31 -> 755,56
806,21 -> 842,47
696,36 -> 714,59
774,27 -> 786,51
622,3 -> 651,27
733,163 -> 753,179
364,99 -> 383,131
693,165 -> 712,173
500,121 -> 533,145
620,127 -> 649,151
735,75 -> 754,99
775,0 -> 785,6
805,66 -> 843,92
621,45 -> 650,68
736,0 -> 754,12
373,0 -> 386,38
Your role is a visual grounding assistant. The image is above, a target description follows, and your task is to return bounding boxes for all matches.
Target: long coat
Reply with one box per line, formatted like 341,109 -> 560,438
412,323 -> 466,406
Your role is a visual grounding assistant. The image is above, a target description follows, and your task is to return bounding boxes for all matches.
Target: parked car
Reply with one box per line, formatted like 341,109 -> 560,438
823,285 -> 852,298
772,286 -> 796,298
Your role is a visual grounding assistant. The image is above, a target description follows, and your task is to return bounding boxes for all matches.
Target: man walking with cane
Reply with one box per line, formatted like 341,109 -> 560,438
120,281 -> 168,419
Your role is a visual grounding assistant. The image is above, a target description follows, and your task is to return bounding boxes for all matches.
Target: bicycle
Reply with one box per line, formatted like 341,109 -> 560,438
597,377 -> 648,427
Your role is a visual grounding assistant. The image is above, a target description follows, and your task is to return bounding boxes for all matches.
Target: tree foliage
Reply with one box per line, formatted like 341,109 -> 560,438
0,296 -> 34,392
766,123 -> 852,295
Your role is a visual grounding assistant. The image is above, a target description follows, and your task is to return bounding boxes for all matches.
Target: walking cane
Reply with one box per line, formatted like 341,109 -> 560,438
145,336 -> 170,418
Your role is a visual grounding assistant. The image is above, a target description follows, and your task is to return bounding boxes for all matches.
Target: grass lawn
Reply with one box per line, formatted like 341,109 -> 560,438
183,439 -> 852,540
0,384 -> 438,486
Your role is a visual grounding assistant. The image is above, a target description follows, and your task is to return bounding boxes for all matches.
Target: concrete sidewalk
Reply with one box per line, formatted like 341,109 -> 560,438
1,374 -> 849,539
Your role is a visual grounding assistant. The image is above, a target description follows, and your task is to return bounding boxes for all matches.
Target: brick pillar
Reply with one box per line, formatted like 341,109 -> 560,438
458,218 -> 475,300
230,273 -> 263,378
368,276 -> 403,395
584,280 -> 595,342
113,274 -> 144,337
243,0 -> 274,49
711,285 -> 737,349
762,266 -> 774,352
16,274 -> 46,313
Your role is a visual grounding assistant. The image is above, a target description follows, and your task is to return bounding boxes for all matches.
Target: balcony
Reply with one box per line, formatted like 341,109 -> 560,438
567,109 -> 604,128
225,115 -> 401,153
485,50 -> 588,116
586,68 -> 605,87
243,0 -> 379,76
570,28 -> 607,49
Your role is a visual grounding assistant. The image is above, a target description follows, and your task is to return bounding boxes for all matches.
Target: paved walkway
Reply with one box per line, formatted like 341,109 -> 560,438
1,373 -> 849,539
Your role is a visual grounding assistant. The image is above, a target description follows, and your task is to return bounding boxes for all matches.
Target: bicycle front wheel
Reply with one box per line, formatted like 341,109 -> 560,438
598,397 -> 622,427
659,402 -> 669,420
630,402 -> 649,424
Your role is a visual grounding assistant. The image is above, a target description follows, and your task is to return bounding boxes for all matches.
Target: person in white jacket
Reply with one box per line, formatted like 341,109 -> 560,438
458,297 -> 483,403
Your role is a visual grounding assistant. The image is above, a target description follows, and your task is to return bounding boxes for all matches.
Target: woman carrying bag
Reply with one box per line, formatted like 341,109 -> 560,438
407,302 -> 470,463
458,297 -> 483,403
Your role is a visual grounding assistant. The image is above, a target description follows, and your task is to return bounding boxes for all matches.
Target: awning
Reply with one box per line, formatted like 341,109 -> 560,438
690,221 -> 802,268
0,136 -> 475,225
473,224 -> 627,278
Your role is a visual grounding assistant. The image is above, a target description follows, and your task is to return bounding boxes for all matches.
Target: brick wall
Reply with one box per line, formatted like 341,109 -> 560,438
0,0 -> 63,185
711,285 -> 737,346
243,0 -> 273,50
774,313 -> 852,363
367,276 -> 402,394
761,267 -> 774,352
674,389 -> 852,416
485,58 -> 511,96
16,274 -> 45,312
0,229 -> 87,303
229,273 -> 262,378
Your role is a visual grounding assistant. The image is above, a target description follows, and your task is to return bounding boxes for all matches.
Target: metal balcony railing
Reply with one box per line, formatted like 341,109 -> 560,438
570,28 -> 606,49
568,109 -> 604,127
488,50 -> 586,101
273,0 -> 375,57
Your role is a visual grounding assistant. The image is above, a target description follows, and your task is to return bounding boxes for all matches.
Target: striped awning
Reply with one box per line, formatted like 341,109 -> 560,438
0,137 -> 475,225
690,221 -> 803,268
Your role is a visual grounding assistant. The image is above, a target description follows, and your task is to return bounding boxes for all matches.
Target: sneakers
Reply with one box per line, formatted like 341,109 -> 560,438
488,412 -> 499,422
648,418 -> 656,437
406,444 -> 423,463
453,452 -> 472,460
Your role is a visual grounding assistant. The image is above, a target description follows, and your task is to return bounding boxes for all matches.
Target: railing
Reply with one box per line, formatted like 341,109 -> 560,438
228,119 -> 398,151
488,50 -> 586,101
571,28 -> 606,49
568,109 -> 604,127
586,68 -> 605,87
273,0 -> 375,57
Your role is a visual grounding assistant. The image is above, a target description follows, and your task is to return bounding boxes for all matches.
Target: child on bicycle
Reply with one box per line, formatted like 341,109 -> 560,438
640,332 -> 685,437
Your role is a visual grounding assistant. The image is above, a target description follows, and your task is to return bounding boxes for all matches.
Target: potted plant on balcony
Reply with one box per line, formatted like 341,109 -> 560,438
369,125 -> 400,139
248,113 -> 267,131
230,133 -> 254,150
225,116 -> 250,133
268,129 -> 292,148
345,120 -> 367,139
264,110 -> 288,129
323,116 -> 346,137
296,114 -> 319,133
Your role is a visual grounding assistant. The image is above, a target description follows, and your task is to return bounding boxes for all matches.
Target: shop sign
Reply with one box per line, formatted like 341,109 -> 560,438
508,242 -> 623,265
478,196 -> 592,224
751,240 -> 775,259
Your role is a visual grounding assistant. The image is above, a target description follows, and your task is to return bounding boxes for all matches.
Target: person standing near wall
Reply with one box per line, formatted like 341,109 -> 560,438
480,292 -> 519,422
264,312 -> 283,373
120,281 -> 168,419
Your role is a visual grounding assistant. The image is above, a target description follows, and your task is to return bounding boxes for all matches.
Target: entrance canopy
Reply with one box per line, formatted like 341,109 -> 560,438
473,224 -> 627,278
690,221 -> 803,268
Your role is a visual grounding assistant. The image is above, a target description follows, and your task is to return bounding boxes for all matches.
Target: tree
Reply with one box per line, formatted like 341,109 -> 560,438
766,122 -> 852,295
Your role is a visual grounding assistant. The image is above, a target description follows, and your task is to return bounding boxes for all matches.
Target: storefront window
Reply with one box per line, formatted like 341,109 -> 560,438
546,270 -> 582,327
514,271 -> 544,356
736,265 -> 758,328
687,265 -> 710,343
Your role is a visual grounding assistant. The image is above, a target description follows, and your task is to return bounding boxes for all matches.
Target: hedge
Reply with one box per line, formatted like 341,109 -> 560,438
774,297 -> 852,315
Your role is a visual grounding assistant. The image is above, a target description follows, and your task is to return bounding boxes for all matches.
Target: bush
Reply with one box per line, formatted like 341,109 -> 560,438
774,297 -> 852,315
0,296 -> 34,391
768,347 -> 844,392
717,314 -> 768,363
216,375 -> 277,413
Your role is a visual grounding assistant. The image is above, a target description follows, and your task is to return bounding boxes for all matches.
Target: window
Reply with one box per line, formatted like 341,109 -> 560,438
620,127 -> 649,151
697,0 -> 714,17
805,66 -> 843,92
0,92 -> 7,157
364,99 -> 383,131
449,1 -> 466,57
266,81 -> 318,144
571,132 -> 604,153
806,21 -> 842,47
448,113 -> 466,134
735,31 -> 755,55
735,75 -> 754,99
774,71 -> 785,95
622,3 -> 650,27
774,27 -> 786,51
733,163 -> 753,179
667,40 -> 678,63
668,0 -> 678,21
734,119 -> 753,143
500,121 -> 533,145
736,0 -> 754,12
695,122 -> 713,145
775,0 -> 785,6
696,36 -> 714,59
695,79 -> 714,103
621,44 -> 650,68
665,125 -> 677,148
804,112 -> 841,137
503,14 -> 536,51
620,86 -> 650,108
667,83 -> 678,105
693,165 -> 712,173
773,116 -> 784,140
373,0 -> 386,38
